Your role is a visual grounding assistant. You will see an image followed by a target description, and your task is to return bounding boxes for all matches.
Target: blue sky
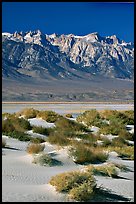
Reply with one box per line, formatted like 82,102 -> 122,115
2,2 -> 134,42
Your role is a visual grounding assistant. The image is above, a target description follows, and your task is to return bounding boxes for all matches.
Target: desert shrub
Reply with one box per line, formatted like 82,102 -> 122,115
106,146 -> 134,160
116,146 -> 134,160
118,129 -> 134,141
30,137 -> 45,143
13,117 -> 32,131
2,117 -> 32,142
69,143 -> 108,164
123,110 -> 134,125
26,143 -> 45,154
111,137 -> 128,147
47,131 -> 70,146
65,113 -> 73,118
99,120 -> 125,135
46,117 -> 90,147
100,109 -> 134,125
2,138 -> 6,148
5,130 -> 32,141
2,119 -> 15,133
68,180 -> 95,201
77,133 -> 98,146
76,109 -> 102,127
32,126 -> 53,136
32,153 -> 61,166
2,112 -> 16,120
101,137 -> 112,147
37,110 -> 61,122
2,117 -> 31,133
109,162 -> 130,172
49,170 -> 96,193
16,108 -> 39,119
99,110 -> 117,119
86,164 -> 118,178
55,117 -> 88,133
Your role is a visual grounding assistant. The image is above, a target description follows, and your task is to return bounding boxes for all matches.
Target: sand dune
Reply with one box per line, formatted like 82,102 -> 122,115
2,134 -> 134,202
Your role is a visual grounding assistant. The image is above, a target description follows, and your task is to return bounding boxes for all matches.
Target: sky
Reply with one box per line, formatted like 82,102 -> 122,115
2,2 -> 134,42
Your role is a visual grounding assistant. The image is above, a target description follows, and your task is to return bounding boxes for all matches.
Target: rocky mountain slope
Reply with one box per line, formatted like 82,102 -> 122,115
2,30 -> 134,80
2,30 -> 134,101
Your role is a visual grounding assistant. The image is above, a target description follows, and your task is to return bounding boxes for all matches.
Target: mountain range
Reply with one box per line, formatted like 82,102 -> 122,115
2,30 -> 134,102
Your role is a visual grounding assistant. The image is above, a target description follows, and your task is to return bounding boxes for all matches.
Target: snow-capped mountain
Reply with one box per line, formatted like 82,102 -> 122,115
2,30 -> 134,80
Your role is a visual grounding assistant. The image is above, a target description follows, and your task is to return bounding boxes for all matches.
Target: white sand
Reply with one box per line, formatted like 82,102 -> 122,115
28,118 -> 55,128
2,134 -> 134,202
2,136 -> 82,202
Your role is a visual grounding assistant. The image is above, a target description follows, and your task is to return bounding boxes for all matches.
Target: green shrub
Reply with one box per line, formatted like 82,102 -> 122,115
77,133 -> 98,146
32,126 -> 53,136
2,117 -> 31,133
99,110 -> 117,119
100,110 -> 134,125
99,120 -> 125,135
123,110 -> 134,125
32,153 -> 61,166
26,143 -> 45,154
111,137 -> 128,147
3,130 -> 32,141
47,131 -> 70,146
55,117 -> 88,133
69,144 -> 108,164
13,117 -> 32,131
76,109 -> 101,127
30,137 -> 45,143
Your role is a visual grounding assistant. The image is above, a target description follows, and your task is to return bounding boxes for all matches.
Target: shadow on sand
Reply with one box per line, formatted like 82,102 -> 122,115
90,187 -> 131,202
3,146 -> 21,151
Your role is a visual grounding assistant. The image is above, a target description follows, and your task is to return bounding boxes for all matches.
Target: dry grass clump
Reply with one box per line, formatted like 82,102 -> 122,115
118,129 -> 134,141
37,110 -> 61,122
47,131 -> 70,146
2,116 -> 31,133
98,120 -> 125,136
76,109 -> 101,127
2,112 -> 16,120
69,143 -> 108,164
2,138 -> 6,148
68,180 -> 95,201
30,137 -> 45,144
32,153 -> 61,166
49,170 -> 96,201
106,146 -> 134,160
26,143 -> 45,154
32,126 -> 53,136
65,113 -> 73,118
111,137 -> 128,147
99,109 -> 134,125
16,108 -> 40,119
109,162 -> 130,172
55,117 -> 88,132
86,163 -> 118,178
